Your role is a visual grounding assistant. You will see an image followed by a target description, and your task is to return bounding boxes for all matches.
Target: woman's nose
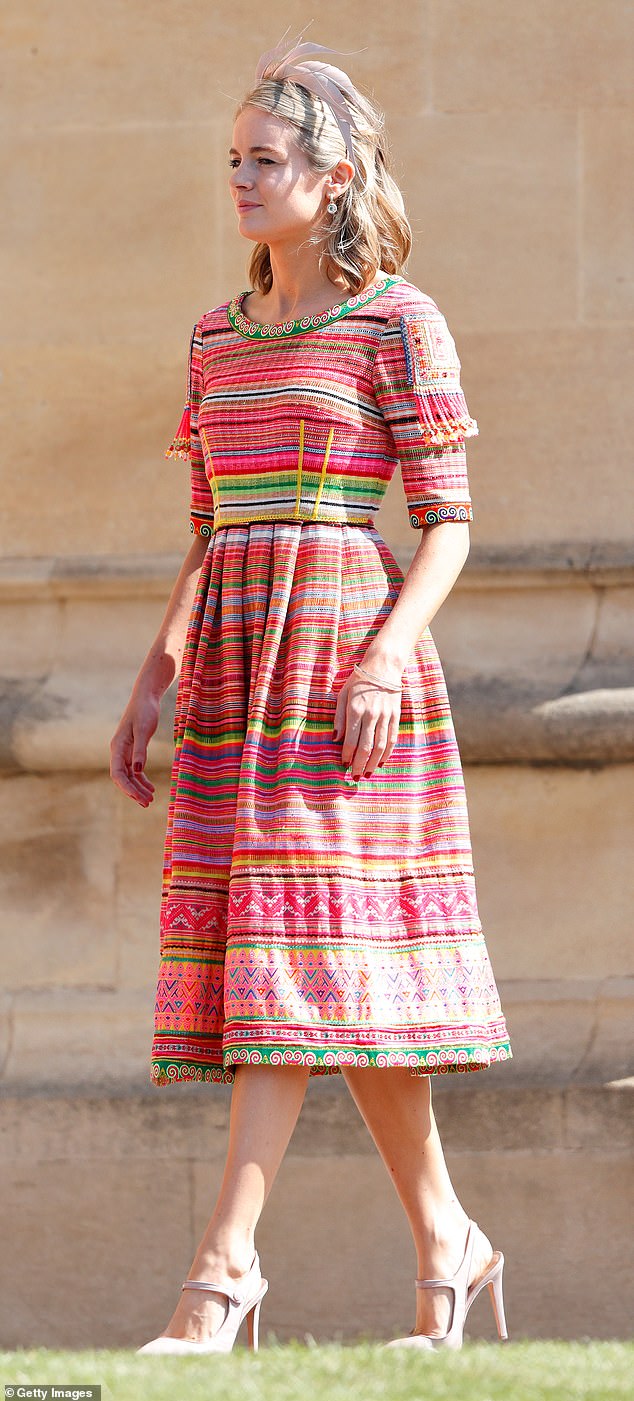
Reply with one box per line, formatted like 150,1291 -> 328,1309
230,165 -> 254,190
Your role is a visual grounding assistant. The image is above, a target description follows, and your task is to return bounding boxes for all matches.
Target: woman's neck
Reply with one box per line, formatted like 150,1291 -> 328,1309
256,250 -> 352,322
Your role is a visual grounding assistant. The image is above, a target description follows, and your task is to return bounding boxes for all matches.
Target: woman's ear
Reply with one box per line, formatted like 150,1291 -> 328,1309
330,156 -> 355,197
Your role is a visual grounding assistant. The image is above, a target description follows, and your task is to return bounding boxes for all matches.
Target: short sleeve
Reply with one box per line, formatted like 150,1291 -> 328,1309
371,299 -> 478,528
165,319 -> 215,537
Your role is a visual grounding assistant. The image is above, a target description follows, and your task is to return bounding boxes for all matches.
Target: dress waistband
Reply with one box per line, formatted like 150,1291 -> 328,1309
191,509 -> 375,536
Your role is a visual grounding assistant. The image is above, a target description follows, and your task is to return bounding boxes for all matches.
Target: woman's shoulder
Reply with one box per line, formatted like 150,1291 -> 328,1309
378,276 -> 445,324
194,298 -> 234,332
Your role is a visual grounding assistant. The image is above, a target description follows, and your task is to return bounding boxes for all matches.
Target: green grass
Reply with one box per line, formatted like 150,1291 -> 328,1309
1,1341 -> 632,1401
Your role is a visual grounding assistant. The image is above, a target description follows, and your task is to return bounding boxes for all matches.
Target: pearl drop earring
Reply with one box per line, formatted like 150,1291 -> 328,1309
327,190 -> 338,214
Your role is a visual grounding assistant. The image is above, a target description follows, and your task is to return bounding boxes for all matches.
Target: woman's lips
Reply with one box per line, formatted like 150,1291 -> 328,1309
237,202 -> 261,211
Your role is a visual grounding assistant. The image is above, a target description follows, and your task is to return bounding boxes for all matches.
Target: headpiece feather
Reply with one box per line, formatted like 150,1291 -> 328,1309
254,25 -> 367,175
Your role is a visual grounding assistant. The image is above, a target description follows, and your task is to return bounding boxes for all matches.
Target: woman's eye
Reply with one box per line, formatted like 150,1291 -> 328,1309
228,158 -> 274,167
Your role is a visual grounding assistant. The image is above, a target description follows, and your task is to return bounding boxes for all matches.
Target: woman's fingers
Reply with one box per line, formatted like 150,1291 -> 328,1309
364,721 -> 391,777
110,716 -> 157,806
378,714 -> 401,769
340,698 -> 366,768
110,748 -> 154,805
349,730 -> 377,780
332,676 -> 350,740
336,681 -> 401,778
113,769 -> 155,806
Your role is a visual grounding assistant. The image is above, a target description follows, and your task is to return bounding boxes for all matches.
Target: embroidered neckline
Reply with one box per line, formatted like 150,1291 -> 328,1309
227,274 -> 402,340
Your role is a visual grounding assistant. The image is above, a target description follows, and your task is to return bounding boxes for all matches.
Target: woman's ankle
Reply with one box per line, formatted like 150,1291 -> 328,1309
190,1234 -> 257,1279
414,1204 -> 471,1269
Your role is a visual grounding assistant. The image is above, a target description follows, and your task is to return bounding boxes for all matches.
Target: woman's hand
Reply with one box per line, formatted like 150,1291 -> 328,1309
108,536 -> 209,807
333,666 -> 402,779
110,690 -> 161,807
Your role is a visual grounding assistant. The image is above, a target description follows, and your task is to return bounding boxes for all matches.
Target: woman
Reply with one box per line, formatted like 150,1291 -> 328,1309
110,30 -> 512,1354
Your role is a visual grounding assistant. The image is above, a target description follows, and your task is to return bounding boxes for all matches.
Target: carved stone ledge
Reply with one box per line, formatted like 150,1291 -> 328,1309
1,550 -> 632,770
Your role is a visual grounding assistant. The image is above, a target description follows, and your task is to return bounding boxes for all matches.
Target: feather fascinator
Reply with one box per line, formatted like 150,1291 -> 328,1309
254,25 -> 368,175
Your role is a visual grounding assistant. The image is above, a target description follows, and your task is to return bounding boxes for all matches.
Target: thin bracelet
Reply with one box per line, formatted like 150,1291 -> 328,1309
353,660 -> 402,693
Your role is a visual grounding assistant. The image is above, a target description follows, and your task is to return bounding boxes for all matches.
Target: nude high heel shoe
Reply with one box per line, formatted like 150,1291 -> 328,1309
383,1219 -> 508,1350
136,1249 -> 268,1354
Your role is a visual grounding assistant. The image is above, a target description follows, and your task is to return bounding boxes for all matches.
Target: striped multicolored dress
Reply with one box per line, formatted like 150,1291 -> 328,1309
151,271 -> 512,1086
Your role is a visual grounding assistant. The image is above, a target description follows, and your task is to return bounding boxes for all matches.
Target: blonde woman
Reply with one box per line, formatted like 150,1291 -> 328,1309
111,29 -> 511,1354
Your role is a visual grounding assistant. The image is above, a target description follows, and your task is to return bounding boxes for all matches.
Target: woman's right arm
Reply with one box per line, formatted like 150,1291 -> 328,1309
109,533 -> 209,806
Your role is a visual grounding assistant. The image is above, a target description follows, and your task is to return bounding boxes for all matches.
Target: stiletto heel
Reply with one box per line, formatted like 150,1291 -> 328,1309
136,1250 -> 268,1354
487,1257 -> 508,1339
383,1219 -> 509,1351
246,1292 -> 264,1350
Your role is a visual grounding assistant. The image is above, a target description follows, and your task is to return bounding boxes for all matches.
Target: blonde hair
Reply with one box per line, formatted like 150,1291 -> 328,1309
233,76 -> 412,295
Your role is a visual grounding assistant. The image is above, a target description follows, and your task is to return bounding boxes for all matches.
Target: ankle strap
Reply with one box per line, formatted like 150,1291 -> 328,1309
181,1279 -> 242,1304
415,1219 -> 477,1289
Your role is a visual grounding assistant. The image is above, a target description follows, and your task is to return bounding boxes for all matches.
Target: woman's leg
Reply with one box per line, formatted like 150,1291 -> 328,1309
163,1063 -> 310,1341
341,1066 -> 495,1337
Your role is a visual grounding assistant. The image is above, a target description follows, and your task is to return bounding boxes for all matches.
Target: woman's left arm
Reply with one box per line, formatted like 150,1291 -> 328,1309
364,519 -> 470,676
333,521 -> 470,779
336,293 -> 478,778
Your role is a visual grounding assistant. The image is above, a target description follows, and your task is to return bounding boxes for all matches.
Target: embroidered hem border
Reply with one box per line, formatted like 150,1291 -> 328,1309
151,1038 -> 513,1086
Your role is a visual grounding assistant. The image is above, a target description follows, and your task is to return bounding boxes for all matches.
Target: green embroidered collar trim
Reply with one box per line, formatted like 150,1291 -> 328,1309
227,274 -> 402,340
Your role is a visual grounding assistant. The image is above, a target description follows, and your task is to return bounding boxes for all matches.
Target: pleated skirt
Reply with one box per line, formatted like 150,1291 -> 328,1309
150,521 -> 511,1085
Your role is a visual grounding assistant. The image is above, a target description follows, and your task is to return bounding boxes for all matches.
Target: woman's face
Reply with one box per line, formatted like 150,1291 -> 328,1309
229,105 -> 351,247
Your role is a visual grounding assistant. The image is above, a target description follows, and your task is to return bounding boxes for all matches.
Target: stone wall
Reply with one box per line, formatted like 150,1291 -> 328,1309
1,1 -> 632,1346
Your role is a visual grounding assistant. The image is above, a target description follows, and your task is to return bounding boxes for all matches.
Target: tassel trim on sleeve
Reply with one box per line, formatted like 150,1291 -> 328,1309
412,389 -> 479,447
165,403 -> 191,459
165,321 -> 199,458
400,311 -> 479,448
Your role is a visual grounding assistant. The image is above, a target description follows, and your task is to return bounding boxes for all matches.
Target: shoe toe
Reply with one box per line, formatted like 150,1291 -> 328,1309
382,1334 -> 435,1350
136,1336 -> 198,1355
